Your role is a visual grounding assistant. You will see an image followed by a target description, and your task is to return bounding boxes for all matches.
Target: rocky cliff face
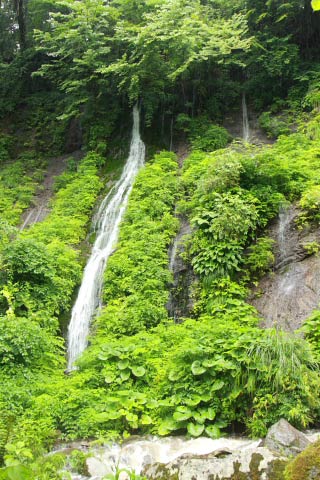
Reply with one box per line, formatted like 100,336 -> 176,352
250,205 -> 320,331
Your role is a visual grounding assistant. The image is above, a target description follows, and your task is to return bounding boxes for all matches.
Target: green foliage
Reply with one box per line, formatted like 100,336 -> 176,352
176,114 -> 231,151
0,135 -> 12,165
0,317 -> 62,369
96,151 -> 178,337
259,111 -> 291,139
0,158 -> 43,227
243,237 -> 275,278
302,310 -> 320,357
299,185 -> 320,224
103,469 -> 146,480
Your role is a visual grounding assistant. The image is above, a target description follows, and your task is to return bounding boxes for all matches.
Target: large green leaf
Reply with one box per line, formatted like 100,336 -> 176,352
140,414 -> 153,425
105,373 -> 116,384
211,380 -> 225,392
131,365 -> 146,377
191,361 -> 207,375
184,395 -> 202,406
120,369 -> 131,381
311,0 -> 320,11
205,425 -> 221,439
187,422 -> 205,437
158,419 -> 179,435
117,359 -> 130,370
1,465 -> 33,480
168,369 -> 183,381
173,406 -> 193,422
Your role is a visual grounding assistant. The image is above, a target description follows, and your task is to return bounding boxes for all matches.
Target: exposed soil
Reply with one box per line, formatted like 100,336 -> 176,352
20,150 -> 84,230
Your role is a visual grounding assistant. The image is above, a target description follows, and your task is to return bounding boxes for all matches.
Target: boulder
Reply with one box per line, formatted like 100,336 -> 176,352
264,419 -> 310,457
142,447 -> 287,480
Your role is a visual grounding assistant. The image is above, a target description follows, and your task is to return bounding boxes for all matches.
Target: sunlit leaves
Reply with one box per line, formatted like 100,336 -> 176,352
311,0 -> 320,11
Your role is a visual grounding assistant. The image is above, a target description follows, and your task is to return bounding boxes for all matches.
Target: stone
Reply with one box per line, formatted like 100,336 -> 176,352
264,419 -> 310,457
142,446 -> 287,480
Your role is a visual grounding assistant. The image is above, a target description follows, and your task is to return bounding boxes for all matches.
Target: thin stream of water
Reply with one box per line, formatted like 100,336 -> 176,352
242,92 -> 250,142
67,106 -> 145,370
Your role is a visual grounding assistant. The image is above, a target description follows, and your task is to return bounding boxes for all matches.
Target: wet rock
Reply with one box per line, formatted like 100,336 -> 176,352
264,419 -> 310,457
167,216 -> 196,321
142,447 -> 287,480
250,205 -> 320,331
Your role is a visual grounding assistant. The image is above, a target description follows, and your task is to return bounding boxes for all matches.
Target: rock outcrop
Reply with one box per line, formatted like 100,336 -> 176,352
64,424 -> 320,480
250,205 -> 320,331
264,419 -> 310,457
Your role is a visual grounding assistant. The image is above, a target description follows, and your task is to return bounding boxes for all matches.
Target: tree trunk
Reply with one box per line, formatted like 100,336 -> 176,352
14,0 -> 27,49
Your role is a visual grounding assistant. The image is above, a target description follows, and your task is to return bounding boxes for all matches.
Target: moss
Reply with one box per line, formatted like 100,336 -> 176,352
267,459 -> 288,480
284,440 -> 320,480
142,463 -> 179,480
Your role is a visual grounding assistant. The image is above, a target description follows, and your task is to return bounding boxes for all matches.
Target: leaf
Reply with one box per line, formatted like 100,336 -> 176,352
131,365 -> 146,377
193,411 -> 207,424
202,359 -> 216,368
191,361 -> 207,376
173,406 -> 193,422
3,465 -> 33,480
187,422 -> 205,437
120,369 -> 131,381
210,380 -> 225,392
311,0 -> 320,11
206,407 -> 216,421
126,412 -> 139,424
158,419 -> 179,435
105,373 -> 116,384
117,359 -> 129,370
168,369 -> 182,381
98,353 -> 110,361
140,414 -> 153,425
184,395 -> 202,406
107,410 -> 123,420
205,425 -> 221,439
94,412 -> 110,423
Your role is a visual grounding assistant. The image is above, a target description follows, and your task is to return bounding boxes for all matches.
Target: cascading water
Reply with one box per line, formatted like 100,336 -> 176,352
67,106 -> 145,370
242,92 -> 250,142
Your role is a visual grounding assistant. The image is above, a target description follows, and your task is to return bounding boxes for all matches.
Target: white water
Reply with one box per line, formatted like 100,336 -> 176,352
242,93 -> 250,142
67,106 -> 145,370
277,205 -> 295,265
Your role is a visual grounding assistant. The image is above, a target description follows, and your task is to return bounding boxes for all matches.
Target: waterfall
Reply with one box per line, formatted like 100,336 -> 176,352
67,105 -> 145,370
242,93 -> 250,142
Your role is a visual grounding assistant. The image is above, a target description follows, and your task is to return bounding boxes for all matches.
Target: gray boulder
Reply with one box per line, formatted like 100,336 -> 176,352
264,418 -> 310,456
143,447 -> 287,480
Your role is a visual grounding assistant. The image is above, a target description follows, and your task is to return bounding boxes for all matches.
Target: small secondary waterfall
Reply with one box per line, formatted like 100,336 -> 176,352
67,106 -> 145,370
242,93 -> 250,142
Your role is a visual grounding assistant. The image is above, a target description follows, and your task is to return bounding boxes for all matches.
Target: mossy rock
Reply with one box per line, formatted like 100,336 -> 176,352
284,440 -> 320,480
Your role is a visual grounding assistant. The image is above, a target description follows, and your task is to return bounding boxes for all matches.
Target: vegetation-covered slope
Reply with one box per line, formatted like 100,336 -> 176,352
0,0 -> 320,478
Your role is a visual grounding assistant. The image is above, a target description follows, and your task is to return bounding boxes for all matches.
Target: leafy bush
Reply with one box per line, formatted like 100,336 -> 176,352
0,317 -> 62,369
259,111 -> 291,138
0,160 -> 41,227
176,114 -> 231,151
243,237 -> 275,279
299,185 -> 320,224
0,135 -> 12,165
191,125 -> 231,151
